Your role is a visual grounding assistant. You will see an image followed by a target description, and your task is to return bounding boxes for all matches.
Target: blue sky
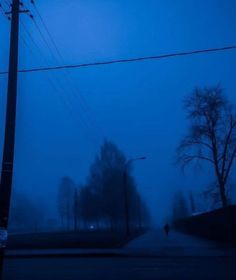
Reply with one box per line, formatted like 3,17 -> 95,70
0,0 -> 236,223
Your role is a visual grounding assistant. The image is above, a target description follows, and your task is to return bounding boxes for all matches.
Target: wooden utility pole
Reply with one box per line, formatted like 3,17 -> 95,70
0,0 -> 21,277
0,0 -> 20,231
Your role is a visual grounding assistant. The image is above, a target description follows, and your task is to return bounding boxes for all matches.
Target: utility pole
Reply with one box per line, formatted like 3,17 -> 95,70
0,0 -> 20,232
74,188 -> 78,231
0,0 -> 28,277
123,170 -> 130,236
123,157 -> 146,237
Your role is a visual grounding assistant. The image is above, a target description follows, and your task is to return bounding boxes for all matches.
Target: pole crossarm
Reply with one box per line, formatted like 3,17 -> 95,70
5,9 -> 29,14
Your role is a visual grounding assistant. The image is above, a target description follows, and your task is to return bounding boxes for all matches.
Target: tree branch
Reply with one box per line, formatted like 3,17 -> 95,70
223,146 -> 236,185
220,115 -> 236,176
178,154 -> 215,165
188,140 -> 213,150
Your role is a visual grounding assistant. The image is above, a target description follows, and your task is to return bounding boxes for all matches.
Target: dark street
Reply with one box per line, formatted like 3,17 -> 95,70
3,230 -> 236,279
3,255 -> 236,280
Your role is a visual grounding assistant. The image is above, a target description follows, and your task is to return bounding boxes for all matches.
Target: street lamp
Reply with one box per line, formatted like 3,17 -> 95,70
123,156 -> 146,237
74,188 -> 78,232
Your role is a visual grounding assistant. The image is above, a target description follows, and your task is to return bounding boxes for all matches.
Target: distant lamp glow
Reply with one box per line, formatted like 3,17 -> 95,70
90,225 -> 95,230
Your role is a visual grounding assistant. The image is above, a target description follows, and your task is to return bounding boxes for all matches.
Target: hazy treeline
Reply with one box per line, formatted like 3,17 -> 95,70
7,140 -> 150,234
8,191 -> 45,233
58,140 -> 150,232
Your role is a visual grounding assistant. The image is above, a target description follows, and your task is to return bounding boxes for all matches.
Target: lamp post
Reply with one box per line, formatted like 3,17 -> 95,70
123,156 -> 146,237
74,188 -> 78,232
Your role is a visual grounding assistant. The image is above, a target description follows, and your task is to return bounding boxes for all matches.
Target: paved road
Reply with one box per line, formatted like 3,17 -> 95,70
6,229 -> 236,257
124,229 -> 236,256
3,229 -> 236,279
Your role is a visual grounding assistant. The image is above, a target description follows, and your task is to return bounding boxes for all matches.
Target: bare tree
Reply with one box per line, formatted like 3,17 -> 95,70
177,86 -> 236,208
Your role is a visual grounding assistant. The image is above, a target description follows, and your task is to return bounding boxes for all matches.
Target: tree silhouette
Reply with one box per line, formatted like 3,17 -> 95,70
83,140 -> 126,230
9,192 -> 44,233
57,177 -> 76,230
76,140 -> 150,232
177,86 -> 236,207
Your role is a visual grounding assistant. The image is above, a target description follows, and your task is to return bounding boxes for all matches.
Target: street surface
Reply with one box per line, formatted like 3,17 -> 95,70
125,229 -> 236,256
3,229 -> 236,279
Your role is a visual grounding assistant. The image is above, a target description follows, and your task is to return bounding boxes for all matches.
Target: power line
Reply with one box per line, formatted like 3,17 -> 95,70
0,45 -> 235,75
29,1 -> 106,138
18,16 -> 102,143
31,1 -> 62,61
3,0 -> 10,6
0,1 -> 10,20
30,17 -> 103,140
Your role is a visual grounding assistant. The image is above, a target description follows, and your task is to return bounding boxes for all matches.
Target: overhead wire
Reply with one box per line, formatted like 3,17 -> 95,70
1,1 -> 236,74
23,36 -> 99,143
1,1 -> 236,144
0,1 -> 10,20
3,0 -> 10,6
20,20 -> 100,144
30,0 -> 105,139
16,1 -> 103,143
1,44 -> 236,75
0,1 -> 43,158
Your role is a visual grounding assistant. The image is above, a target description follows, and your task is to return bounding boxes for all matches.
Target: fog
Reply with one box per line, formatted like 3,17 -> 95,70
0,0 -> 236,230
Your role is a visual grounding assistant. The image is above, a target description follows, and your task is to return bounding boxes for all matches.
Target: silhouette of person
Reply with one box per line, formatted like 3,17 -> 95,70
164,223 -> 170,236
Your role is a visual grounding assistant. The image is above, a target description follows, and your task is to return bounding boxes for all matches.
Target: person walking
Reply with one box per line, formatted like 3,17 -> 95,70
164,223 -> 170,236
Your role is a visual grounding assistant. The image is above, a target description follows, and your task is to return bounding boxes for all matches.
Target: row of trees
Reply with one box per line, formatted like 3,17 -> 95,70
58,140 -> 150,232
8,191 -> 44,233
